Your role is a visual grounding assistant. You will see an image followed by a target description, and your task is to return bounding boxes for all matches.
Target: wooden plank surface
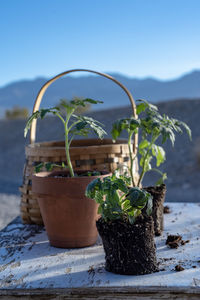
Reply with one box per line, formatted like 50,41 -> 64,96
0,203 -> 200,298
0,287 -> 200,299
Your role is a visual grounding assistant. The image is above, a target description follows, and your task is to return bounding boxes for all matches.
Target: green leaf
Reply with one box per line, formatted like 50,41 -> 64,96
152,145 -> 166,167
114,178 -> 129,194
126,187 -> 150,209
156,172 -> 167,186
161,127 -> 175,146
137,99 -> 158,113
139,139 -> 150,149
146,196 -> 153,216
83,98 -> 103,105
70,127 -> 90,137
61,162 -> 67,168
85,178 -> 102,200
128,215 -> 136,224
70,98 -> 103,108
119,173 -> 131,186
178,120 -> 192,140
133,208 -> 142,217
75,121 -> 87,130
76,116 -> 107,139
70,99 -> 85,107
24,111 -> 40,137
45,162 -> 54,171
130,118 -> 140,131
111,120 -> 122,141
136,102 -> 147,115
111,118 -> 139,141
94,190 -> 104,204
35,162 -> 44,173
24,107 -> 59,137
140,152 -> 152,172
157,146 -> 165,166
111,127 -> 120,141
111,119 -> 127,140
40,109 -> 51,119
122,199 -> 131,211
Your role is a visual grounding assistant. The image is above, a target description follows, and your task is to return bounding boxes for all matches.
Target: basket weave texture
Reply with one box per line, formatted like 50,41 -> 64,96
20,139 -> 139,225
19,69 -> 139,225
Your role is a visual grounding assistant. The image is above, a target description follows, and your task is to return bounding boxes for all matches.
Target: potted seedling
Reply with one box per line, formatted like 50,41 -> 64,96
86,165 -> 158,275
111,99 -> 192,235
86,110 -> 158,275
86,99 -> 191,275
24,98 -> 110,248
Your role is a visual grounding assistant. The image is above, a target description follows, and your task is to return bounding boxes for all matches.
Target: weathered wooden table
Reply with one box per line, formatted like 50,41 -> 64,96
0,203 -> 200,299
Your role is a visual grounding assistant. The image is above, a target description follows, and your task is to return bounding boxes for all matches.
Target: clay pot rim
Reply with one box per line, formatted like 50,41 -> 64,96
32,170 -> 112,181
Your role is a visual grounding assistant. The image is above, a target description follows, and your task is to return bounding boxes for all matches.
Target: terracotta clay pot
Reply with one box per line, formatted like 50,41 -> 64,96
144,184 -> 166,236
32,171 -> 110,248
96,215 -> 158,275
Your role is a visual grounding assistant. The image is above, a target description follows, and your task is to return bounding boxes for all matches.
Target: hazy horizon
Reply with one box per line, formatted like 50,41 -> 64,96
1,0 -> 200,86
0,68 -> 199,89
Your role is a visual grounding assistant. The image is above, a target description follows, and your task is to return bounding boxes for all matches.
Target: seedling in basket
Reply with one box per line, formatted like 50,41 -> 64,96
24,98 -> 107,177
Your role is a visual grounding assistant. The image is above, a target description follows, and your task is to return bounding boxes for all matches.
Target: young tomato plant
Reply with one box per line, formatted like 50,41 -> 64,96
112,99 -> 192,187
85,172 -> 152,224
24,98 -> 107,177
86,98 -> 191,225
111,118 -> 140,187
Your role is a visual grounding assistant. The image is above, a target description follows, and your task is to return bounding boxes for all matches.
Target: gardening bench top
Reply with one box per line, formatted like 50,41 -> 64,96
0,202 -> 200,299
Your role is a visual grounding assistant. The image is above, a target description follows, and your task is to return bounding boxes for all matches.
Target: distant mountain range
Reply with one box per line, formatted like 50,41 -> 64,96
0,70 -> 200,117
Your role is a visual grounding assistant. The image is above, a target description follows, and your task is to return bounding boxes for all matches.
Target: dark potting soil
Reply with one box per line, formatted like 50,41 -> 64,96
175,265 -> 185,272
164,205 -> 171,214
96,215 -> 158,275
166,234 -> 190,249
144,184 -> 166,236
48,170 -> 105,178
166,234 -> 182,249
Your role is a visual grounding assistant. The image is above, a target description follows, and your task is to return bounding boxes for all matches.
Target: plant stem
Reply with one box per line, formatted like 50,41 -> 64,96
55,111 -> 75,177
137,135 -> 158,187
65,121 -> 74,177
128,131 -> 136,187
54,112 -> 65,125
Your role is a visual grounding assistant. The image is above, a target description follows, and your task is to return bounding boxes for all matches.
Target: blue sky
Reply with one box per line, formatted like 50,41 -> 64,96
0,0 -> 200,86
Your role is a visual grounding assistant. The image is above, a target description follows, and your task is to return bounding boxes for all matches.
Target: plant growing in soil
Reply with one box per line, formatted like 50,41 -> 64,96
86,171 -> 158,275
85,105 -> 158,274
25,98 -> 110,249
86,172 -> 152,224
24,98 -> 107,177
111,99 -> 192,236
85,99 -> 192,274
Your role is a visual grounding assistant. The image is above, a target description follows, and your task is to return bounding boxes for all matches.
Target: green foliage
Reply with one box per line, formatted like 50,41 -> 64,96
111,118 -> 140,141
5,106 -> 29,120
136,99 -> 191,186
25,98 -> 106,177
86,98 -> 191,226
24,107 -> 58,138
57,97 -> 93,115
111,118 -> 140,187
111,99 -> 192,187
35,162 -> 67,173
85,173 -> 152,224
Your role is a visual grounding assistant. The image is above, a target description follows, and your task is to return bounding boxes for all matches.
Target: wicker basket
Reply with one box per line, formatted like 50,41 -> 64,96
19,69 -> 139,225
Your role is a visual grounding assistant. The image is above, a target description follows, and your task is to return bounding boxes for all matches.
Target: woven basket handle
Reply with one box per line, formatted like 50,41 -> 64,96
30,69 -> 138,153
